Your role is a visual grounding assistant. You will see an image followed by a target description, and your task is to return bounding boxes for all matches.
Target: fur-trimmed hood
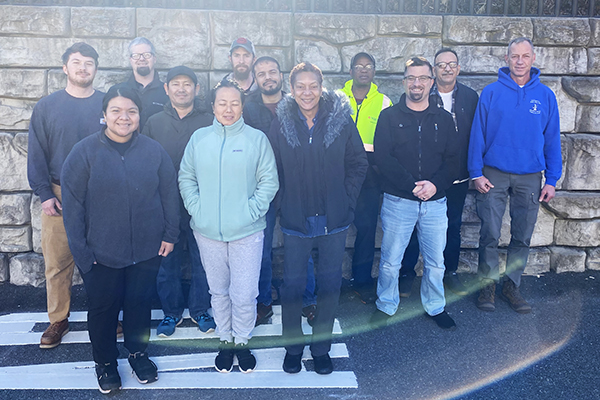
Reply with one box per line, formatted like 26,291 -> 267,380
275,89 -> 354,149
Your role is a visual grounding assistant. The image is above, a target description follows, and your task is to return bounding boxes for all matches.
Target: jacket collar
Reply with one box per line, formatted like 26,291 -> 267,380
127,70 -> 163,91
342,80 -> 379,101
211,114 -> 245,136
397,93 -> 441,115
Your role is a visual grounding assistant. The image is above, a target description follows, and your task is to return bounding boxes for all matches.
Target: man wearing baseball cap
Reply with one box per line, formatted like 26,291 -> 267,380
222,37 -> 257,93
142,66 -> 215,337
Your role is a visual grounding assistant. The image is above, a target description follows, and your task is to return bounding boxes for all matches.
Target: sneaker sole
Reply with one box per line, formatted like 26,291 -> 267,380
499,293 -> 532,314
134,374 -> 158,384
98,384 -> 122,394
215,365 -> 233,373
39,328 -> 70,349
198,327 -> 215,334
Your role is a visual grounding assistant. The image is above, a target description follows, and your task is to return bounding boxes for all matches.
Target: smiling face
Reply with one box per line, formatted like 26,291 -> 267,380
166,75 -> 199,110
433,51 -> 460,89
254,60 -> 283,96
229,47 -> 255,81
62,52 -> 97,88
129,43 -> 155,77
290,71 -> 322,118
350,56 -> 375,88
212,86 -> 243,126
506,41 -> 536,83
103,96 -> 140,143
403,65 -> 433,103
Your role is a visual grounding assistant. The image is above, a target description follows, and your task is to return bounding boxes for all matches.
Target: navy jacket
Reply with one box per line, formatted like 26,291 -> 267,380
374,94 -> 460,201
121,71 -> 168,130
431,82 -> 479,182
61,130 -> 180,274
243,90 -> 285,134
267,91 -> 368,234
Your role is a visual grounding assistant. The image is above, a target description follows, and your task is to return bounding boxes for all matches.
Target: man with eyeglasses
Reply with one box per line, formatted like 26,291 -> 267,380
399,48 -> 479,298
371,56 -> 460,331
122,37 -> 168,130
469,37 -> 561,313
340,52 -> 392,304
222,37 -> 257,93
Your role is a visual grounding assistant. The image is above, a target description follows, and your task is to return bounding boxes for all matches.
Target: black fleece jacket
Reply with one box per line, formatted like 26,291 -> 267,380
374,94 -> 460,201
61,130 -> 180,274
267,91 -> 368,234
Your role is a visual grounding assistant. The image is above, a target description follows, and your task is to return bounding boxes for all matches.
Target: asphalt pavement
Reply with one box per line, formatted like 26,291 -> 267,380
0,270 -> 598,400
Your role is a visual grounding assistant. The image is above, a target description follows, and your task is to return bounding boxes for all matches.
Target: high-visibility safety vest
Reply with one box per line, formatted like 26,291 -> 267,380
340,80 -> 392,152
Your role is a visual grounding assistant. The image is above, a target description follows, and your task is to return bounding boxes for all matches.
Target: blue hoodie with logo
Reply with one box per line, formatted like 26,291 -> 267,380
468,67 -> 562,186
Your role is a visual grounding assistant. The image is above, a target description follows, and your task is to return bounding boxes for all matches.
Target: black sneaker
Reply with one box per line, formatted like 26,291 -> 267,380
215,341 -> 234,373
127,352 -> 158,384
369,309 -> 391,329
95,362 -> 121,394
429,310 -> 457,331
235,343 -> 256,373
444,272 -> 469,296
282,351 -> 302,374
312,353 -> 333,375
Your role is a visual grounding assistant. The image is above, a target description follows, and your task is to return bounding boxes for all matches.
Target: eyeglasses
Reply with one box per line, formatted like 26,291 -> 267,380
435,61 -> 458,69
352,64 -> 375,72
404,75 -> 432,84
130,52 -> 154,60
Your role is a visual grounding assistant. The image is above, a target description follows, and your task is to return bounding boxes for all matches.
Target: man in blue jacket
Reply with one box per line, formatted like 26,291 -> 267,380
468,37 -> 561,313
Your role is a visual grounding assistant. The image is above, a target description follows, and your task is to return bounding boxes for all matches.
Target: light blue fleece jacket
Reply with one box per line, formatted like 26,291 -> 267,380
468,67 -> 562,186
179,116 -> 279,242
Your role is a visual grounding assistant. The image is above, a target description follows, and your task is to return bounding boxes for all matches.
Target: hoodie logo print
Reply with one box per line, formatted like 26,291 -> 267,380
529,99 -> 541,115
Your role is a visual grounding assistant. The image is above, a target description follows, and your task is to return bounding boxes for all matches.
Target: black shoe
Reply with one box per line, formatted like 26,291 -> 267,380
429,310 -> 456,331
312,353 -> 333,375
399,274 -> 414,298
444,273 -> 468,296
302,304 -> 317,327
215,341 -> 235,373
127,352 -> 158,384
235,343 -> 256,373
369,309 -> 391,329
256,303 -> 273,326
283,351 -> 302,374
353,283 -> 377,304
95,362 -> 121,394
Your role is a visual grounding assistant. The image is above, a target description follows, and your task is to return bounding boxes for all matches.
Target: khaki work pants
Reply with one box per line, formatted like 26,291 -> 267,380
40,183 -> 75,323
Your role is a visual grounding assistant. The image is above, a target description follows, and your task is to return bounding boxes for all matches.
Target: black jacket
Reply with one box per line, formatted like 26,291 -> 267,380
122,71 -> 169,130
431,81 -> 479,181
142,98 -> 213,171
374,94 -> 460,201
61,130 -> 180,274
243,90 -> 285,134
267,90 -> 368,234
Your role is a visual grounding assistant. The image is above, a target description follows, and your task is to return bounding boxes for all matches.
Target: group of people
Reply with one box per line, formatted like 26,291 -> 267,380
27,34 -> 561,394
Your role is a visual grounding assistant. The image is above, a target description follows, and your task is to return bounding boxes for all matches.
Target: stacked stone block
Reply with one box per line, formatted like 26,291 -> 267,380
0,5 -> 599,285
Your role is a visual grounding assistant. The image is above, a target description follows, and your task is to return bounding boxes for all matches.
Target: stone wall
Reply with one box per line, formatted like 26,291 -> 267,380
1,5 -> 599,286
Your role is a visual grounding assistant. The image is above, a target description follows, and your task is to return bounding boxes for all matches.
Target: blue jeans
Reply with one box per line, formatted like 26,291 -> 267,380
156,217 -> 211,318
376,193 -> 448,316
258,204 -> 316,307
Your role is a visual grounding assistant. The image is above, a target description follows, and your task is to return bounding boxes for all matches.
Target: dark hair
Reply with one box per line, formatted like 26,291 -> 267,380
102,84 -> 143,114
404,56 -> 433,76
434,48 -> 459,64
289,62 -> 323,87
62,42 -> 99,67
211,79 -> 246,105
252,56 -> 282,75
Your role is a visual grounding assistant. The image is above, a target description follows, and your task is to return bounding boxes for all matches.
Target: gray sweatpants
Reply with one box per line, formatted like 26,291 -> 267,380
193,230 -> 263,344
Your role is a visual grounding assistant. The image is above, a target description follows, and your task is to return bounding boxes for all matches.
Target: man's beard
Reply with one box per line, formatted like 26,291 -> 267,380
260,80 -> 283,96
233,66 -> 251,81
408,88 -> 425,102
68,73 -> 93,88
136,66 -> 151,77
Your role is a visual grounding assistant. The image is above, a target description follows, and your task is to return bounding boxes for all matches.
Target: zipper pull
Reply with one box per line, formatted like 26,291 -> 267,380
309,135 -> 312,144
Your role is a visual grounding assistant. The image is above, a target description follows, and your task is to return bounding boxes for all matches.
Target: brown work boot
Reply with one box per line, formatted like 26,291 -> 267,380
40,319 -> 69,349
477,280 -> 496,312
501,279 -> 532,314
255,303 -> 273,326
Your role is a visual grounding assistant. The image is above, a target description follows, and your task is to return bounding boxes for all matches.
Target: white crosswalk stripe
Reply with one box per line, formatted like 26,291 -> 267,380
0,306 -> 357,390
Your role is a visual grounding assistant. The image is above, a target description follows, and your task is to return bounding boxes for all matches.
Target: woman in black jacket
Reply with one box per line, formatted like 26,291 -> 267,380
268,62 -> 368,375
61,85 -> 179,394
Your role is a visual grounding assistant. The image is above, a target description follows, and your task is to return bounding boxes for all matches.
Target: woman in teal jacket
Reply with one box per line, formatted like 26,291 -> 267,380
179,79 -> 278,373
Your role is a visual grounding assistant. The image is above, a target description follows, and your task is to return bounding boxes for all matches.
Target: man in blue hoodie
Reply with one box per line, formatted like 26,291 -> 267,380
468,37 -> 561,314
